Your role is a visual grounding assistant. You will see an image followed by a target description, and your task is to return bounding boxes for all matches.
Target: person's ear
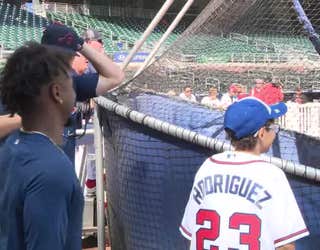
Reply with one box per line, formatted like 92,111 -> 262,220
50,83 -> 64,104
257,127 -> 266,139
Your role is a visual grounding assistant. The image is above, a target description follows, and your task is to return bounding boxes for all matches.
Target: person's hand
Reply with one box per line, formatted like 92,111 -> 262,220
41,22 -> 84,52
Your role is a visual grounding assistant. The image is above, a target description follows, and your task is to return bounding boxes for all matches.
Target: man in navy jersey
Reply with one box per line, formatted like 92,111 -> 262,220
0,23 -> 124,164
0,42 -> 83,250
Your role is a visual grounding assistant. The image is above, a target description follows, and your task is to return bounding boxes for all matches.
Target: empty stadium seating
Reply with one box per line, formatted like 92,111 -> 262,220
46,11 -> 181,53
0,2 -> 49,49
0,2 -> 315,67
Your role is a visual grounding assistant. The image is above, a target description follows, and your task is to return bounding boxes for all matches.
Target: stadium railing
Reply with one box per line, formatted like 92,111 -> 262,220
44,2 -> 158,19
279,102 -> 320,138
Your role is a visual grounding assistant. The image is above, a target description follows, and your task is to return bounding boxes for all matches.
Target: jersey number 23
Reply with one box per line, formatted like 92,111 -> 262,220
196,209 -> 261,250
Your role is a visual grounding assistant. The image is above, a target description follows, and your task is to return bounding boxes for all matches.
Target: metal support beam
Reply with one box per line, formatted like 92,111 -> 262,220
93,108 -> 105,250
134,0 -> 194,77
120,0 -> 175,71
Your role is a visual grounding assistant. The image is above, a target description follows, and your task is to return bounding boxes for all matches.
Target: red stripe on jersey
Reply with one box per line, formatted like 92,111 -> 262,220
209,158 -> 266,165
180,225 -> 192,237
274,228 -> 309,244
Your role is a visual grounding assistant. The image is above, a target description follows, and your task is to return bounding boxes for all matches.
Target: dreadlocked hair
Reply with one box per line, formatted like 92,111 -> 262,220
0,42 -> 74,116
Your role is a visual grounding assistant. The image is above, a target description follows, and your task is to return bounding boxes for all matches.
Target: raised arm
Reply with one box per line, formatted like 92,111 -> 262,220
41,23 -> 125,97
79,43 -> 125,95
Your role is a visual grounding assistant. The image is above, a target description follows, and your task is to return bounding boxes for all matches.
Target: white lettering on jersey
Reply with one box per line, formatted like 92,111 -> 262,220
193,174 -> 272,209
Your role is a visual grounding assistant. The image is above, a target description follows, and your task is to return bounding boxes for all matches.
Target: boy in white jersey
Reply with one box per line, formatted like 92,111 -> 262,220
180,97 -> 309,250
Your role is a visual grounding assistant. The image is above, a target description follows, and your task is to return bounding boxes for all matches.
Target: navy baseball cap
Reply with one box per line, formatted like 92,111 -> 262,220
41,23 -> 84,53
224,97 -> 287,139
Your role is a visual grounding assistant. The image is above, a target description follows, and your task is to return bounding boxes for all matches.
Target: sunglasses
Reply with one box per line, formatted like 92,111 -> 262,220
253,124 -> 280,137
266,124 -> 280,134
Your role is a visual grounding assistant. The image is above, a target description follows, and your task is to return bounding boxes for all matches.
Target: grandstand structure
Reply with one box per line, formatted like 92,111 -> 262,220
0,1 -> 187,58
46,11 -> 182,53
0,2 -> 49,49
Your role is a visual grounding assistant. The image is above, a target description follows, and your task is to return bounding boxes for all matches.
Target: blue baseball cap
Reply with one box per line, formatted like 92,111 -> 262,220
224,97 -> 287,139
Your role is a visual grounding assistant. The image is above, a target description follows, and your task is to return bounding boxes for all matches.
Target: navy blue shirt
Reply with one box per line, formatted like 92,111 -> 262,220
73,73 -> 99,102
62,73 -> 99,164
0,131 -> 84,250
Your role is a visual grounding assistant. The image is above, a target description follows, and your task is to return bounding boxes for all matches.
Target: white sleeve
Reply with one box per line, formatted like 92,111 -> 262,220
270,170 -> 309,247
180,192 -> 195,241
179,168 -> 204,241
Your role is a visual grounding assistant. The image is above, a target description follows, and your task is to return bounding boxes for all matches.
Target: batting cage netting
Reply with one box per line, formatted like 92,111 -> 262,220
96,0 -> 320,249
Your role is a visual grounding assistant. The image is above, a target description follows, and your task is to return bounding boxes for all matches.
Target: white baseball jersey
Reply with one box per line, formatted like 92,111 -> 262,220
201,97 -> 221,109
179,93 -> 197,103
180,151 -> 309,250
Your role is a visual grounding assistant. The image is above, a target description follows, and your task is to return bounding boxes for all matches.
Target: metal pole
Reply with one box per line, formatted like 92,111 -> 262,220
93,107 -> 105,250
120,0 -> 175,71
78,145 -> 88,192
134,0 -> 194,77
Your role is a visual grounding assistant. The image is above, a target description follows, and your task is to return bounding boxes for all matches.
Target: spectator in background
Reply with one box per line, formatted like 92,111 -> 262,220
251,78 -> 265,100
201,87 -> 221,109
292,87 -> 308,104
0,42 -> 84,250
237,84 -> 249,100
220,83 -> 238,109
179,86 -> 197,103
261,78 -> 284,105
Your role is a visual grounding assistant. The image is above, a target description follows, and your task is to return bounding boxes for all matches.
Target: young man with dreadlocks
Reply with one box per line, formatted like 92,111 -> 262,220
0,23 -> 124,164
180,97 -> 309,250
0,42 -> 83,250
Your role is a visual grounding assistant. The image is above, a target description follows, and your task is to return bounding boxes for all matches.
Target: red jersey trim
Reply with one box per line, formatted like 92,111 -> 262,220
274,228 -> 309,244
209,158 -> 266,165
179,225 -> 192,238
